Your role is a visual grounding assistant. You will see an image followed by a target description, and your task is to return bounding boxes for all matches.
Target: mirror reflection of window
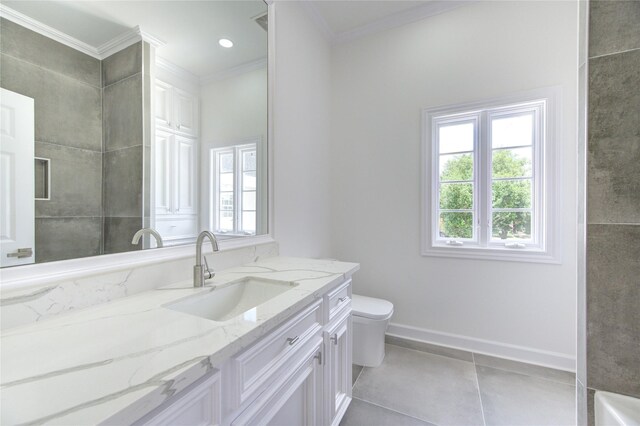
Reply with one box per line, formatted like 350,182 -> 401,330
212,143 -> 258,236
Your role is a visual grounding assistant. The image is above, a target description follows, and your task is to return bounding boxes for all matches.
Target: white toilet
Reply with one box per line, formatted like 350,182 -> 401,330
352,294 -> 394,367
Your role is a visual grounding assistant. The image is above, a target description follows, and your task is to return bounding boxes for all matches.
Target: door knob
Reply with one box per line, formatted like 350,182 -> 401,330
7,248 -> 33,258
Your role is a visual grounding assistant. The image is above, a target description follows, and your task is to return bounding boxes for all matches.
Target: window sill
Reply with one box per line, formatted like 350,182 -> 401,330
421,244 -> 561,264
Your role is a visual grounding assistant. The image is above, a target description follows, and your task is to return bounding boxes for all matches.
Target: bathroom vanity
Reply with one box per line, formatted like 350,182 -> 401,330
0,257 -> 358,425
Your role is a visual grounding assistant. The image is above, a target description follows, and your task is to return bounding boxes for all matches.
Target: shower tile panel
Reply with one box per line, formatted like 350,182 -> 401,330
35,217 -> 102,263
103,74 -> 143,152
586,224 -> 640,397
0,18 -> 101,87
587,49 -> 640,224
0,53 -> 102,151
103,146 -> 143,217
34,142 -> 102,218
103,217 -> 143,254
102,42 -> 142,87
588,0 -> 640,59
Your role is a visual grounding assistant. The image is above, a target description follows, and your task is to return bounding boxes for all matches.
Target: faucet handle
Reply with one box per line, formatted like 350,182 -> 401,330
203,255 -> 215,280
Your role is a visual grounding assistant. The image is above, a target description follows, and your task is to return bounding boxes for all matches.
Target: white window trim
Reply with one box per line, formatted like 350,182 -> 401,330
421,87 -> 562,264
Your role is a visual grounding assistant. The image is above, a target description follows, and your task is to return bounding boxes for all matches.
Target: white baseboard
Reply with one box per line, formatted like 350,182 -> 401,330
386,322 -> 576,372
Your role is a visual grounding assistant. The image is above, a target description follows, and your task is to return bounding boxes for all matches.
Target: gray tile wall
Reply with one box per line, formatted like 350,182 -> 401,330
102,42 -> 145,254
0,18 -> 103,263
583,0 -> 640,422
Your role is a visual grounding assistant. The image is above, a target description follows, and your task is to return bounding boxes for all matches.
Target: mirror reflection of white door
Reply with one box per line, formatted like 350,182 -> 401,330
0,88 -> 35,267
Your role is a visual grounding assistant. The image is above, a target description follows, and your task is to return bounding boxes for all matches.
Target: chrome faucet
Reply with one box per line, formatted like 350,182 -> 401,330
132,228 -> 164,248
194,231 -> 219,287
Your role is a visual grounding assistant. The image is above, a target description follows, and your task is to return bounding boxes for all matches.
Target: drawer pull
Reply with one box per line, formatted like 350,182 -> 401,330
330,333 -> 338,345
286,336 -> 300,346
338,297 -> 347,303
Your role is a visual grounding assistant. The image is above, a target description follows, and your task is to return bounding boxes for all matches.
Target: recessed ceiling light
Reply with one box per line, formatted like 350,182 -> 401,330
219,38 -> 233,48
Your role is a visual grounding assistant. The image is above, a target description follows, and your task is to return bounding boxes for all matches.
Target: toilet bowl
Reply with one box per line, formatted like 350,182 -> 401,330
352,294 -> 394,367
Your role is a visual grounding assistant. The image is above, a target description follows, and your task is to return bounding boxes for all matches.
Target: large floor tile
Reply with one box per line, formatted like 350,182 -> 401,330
385,335 -> 473,362
473,353 -> 575,386
352,364 -> 363,386
353,344 -> 483,425
476,365 -> 575,426
340,398 -> 434,426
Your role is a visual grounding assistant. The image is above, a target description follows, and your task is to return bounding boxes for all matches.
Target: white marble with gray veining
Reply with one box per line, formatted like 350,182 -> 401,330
0,242 -> 279,330
0,256 -> 358,425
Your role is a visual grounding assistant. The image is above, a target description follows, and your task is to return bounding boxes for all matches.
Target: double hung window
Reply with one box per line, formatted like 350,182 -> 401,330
211,143 -> 257,236
422,90 -> 560,262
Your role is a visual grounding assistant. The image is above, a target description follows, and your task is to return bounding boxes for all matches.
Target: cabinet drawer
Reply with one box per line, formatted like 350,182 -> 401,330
155,218 -> 197,239
139,370 -> 221,426
230,300 -> 323,408
327,279 -> 352,321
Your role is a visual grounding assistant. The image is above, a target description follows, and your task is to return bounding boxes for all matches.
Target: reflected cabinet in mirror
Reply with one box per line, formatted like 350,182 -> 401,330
0,1 -> 268,267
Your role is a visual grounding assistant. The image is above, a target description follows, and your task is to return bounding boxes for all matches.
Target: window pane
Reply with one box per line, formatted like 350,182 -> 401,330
491,114 -> 533,148
219,192 -> 234,210
492,179 -> 531,209
243,150 -> 257,171
439,122 -> 474,154
242,211 -> 256,233
492,212 -> 531,240
492,148 -> 532,178
439,212 -> 473,239
439,183 -> 473,210
219,210 -> 234,231
219,153 -> 233,173
220,173 -> 233,191
440,153 -> 473,181
243,171 -> 256,190
243,191 -> 256,210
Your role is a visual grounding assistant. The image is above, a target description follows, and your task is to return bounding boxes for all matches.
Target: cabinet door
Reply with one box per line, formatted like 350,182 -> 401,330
155,80 -> 173,129
326,310 -> 352,426
174,88 -> 198,137
232,340 -> 324,426
139,371 -> 221,426
174,135 -> 197,215
154,130 -> 173,215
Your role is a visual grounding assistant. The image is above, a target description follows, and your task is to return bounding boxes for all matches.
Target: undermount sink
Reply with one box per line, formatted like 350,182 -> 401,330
165,277 -> 299,322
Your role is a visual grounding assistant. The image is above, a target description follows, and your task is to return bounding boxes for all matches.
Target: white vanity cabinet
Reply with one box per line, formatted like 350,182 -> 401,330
325,310 -> 352,426
139,371 -> 221,426
138,278 -> 353,426
155,79 -> 199,138
325,280 -> 353,426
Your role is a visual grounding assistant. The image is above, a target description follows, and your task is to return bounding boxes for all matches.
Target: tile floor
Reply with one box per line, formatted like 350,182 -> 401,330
341,339 -> 576,426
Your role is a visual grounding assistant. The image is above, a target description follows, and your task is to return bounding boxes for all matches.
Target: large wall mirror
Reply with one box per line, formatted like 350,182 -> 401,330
0,0 -> 268,268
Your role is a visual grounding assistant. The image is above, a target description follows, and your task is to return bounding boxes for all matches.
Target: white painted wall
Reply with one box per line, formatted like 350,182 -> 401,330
329,1 -> 578,369
200,69 -> 268,233
200,68 -> 267,145
272,1 -> 332,258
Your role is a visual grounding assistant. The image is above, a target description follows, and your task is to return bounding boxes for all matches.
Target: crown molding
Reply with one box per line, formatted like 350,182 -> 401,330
98,26 -> 166,59
200,57 -> 268,86
156,56 -> 201,87
0,4 -> 165,60
0,4 -> 100,58
298,0 -> 473,46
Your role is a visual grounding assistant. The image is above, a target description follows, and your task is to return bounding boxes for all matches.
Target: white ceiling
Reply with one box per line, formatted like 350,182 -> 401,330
309,0 -> 427,34
2,1 -> 268,78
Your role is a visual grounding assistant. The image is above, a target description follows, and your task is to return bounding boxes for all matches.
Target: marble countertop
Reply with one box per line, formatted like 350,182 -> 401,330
0,257 -> 359,425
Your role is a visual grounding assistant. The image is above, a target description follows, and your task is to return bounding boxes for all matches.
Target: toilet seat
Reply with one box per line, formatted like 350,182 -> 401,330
352,294 -> 393,320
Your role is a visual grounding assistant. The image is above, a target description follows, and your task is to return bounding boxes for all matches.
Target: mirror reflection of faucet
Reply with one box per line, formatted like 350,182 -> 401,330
131,228 -> 164,248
